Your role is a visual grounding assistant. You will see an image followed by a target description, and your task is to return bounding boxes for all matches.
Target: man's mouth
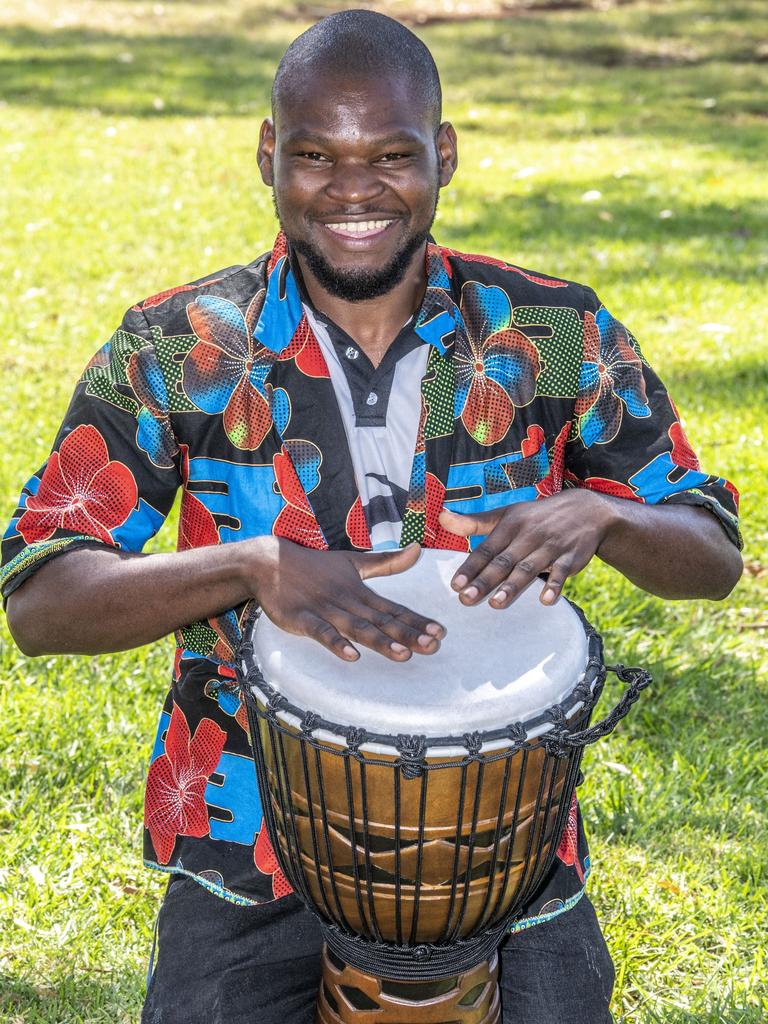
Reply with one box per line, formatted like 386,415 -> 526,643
320,219 -> 396,240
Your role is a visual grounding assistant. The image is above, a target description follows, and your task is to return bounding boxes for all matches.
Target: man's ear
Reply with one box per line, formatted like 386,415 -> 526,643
436,121 -> 458,188
258,118 -> 276,186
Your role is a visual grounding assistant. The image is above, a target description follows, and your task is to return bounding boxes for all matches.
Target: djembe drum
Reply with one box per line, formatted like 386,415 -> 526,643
238,550 -> 650,1023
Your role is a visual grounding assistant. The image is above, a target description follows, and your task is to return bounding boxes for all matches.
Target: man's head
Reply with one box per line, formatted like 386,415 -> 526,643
258,10 -> 457,303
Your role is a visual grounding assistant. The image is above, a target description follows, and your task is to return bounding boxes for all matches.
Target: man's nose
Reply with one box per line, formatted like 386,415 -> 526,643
324,161 -> 385,205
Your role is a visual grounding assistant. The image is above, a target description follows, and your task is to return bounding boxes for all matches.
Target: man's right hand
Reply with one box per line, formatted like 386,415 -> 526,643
247,538 -> 445,662
5,536 -> 444,660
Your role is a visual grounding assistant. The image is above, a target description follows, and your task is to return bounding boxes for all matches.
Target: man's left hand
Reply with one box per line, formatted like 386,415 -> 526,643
438,490 -> 616,609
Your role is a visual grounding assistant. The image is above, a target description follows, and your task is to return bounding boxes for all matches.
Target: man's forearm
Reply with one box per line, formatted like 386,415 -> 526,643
6,538 -> 448,665
595,496 -> 742,600
5,541 -> 264,656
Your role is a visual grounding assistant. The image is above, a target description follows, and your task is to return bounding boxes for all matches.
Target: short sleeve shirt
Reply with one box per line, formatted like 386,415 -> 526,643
1,232 -> 740,925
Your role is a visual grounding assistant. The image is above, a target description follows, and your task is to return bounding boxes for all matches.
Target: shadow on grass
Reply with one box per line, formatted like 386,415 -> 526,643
0,12 -> 766,142
449,189 -> 767,256
0,26 -> 282,117
0,972 -> 145,1022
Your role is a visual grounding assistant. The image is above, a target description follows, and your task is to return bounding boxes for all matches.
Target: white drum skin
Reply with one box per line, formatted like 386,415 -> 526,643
250,549 -> 590,752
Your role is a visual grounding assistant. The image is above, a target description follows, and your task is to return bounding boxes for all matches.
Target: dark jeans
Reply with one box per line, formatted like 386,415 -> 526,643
142,877 -> 614,1024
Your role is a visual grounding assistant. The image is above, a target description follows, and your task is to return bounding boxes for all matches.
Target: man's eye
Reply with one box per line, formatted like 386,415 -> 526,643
378,152 -> 408,163
299,152 -> 329,162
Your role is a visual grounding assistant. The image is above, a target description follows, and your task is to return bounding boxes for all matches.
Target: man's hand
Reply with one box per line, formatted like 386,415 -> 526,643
439,490 -> 616,608
440,487 -> 742,607
249,538 -> 445,663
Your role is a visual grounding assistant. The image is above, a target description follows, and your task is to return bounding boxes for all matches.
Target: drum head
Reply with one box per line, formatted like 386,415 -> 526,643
251,550 -> 589,744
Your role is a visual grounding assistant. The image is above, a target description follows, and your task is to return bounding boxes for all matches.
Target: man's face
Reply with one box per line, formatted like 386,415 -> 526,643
258,70 -> 457,302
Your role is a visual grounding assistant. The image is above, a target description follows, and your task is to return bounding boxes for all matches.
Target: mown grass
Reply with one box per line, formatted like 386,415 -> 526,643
0,0 -> 766,1021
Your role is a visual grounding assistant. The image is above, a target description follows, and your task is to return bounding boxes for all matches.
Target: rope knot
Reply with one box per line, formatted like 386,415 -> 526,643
505,721 -> 527,747
345,726 -> 367,752
266,692 -> 288,718
396,734 -> 427,779
463,731 -> 483,757
301,711 -> 320,735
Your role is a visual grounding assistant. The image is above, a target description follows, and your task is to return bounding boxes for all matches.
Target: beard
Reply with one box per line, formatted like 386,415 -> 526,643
273,192 -> 438,303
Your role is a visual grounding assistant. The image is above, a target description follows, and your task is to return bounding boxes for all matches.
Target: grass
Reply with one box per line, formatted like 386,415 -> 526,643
0,0 -> 766,1020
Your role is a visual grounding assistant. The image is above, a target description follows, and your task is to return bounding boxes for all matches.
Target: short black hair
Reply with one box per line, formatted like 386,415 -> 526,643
272,10 -> 442,131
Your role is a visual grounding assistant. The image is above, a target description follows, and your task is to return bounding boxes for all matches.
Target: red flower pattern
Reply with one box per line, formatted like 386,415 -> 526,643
183,292 -> 274,451
17,424 -> 137,544
254,822 -> 293,899
178,444 -> 219,550
346,495 -> 371,549
534,424 -> 567,498
579,476 -> 642,502
273,446 -> 326,549
423,473 -> 469,551
555,793 -> 585,884
669,421 -> 701,472
575,310 -> 649,447
144,704 -> 226,865
279,315 -> 331,378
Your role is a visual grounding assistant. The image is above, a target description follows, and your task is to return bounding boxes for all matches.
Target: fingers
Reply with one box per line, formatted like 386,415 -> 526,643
444,497 -> 599,606
457,543 -> 594,609
540,549 -> 591,606
301,613 -> 361,662
450,536 -> 519,595
303,590 -> 445,663
457,545 -> 552,607
438,508 -> 502,539
352,542 -> 422,581
365,589 -> 446,646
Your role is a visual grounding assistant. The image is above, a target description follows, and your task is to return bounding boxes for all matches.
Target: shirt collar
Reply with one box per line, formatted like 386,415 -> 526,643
253,231 -> 457,357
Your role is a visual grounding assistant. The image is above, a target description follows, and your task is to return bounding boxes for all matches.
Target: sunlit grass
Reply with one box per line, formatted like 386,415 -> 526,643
0,1 -> 766,1021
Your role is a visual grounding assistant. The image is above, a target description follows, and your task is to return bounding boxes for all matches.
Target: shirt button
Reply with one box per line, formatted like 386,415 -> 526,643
366,392 -> 378,406
345,346 -> 359,360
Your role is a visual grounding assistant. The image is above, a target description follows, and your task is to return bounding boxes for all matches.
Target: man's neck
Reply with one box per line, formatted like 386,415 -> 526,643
295,247 -> 428,368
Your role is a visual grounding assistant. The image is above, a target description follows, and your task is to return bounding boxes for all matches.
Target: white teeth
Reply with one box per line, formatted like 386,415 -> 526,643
326,220 -> 393,234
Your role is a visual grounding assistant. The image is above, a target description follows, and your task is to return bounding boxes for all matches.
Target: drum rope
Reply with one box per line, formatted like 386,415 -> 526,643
236,621 -> 654,762
321,918 -> 512,981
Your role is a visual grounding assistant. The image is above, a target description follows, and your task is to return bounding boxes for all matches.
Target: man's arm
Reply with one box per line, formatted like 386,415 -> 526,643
5,539 -> 444,661
438,491 -> 742,608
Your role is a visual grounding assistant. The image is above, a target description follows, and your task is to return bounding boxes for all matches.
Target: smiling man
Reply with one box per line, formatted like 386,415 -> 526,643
1,9 -> 742,1024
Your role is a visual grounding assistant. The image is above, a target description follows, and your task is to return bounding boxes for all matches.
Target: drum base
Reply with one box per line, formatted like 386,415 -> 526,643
316,945 -> 501,1024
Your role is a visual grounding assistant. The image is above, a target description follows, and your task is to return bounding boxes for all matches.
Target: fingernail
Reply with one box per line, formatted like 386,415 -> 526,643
453,575 -> 467,590
390,642 -> 409,654
425,622 -> 444,637
343,645 -> 358,659
541,588 -> 555,605
463,586 -> 479,600
418,633 -> 436,647
491,590 -> 506,606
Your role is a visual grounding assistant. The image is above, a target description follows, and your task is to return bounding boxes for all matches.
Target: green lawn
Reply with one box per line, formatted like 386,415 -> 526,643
0,1 -> 766,1021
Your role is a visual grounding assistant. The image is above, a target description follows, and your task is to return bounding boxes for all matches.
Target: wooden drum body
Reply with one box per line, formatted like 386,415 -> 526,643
256,706 -> 589,946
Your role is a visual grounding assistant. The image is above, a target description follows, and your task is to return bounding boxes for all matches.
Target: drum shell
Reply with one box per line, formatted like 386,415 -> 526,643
256,707 -> 588,944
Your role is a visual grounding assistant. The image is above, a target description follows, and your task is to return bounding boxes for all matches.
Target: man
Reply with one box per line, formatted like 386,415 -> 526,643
2,10 -> 741,1024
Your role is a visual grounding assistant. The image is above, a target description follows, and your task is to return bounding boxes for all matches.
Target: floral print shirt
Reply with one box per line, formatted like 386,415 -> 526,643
1,233 -> 740,927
